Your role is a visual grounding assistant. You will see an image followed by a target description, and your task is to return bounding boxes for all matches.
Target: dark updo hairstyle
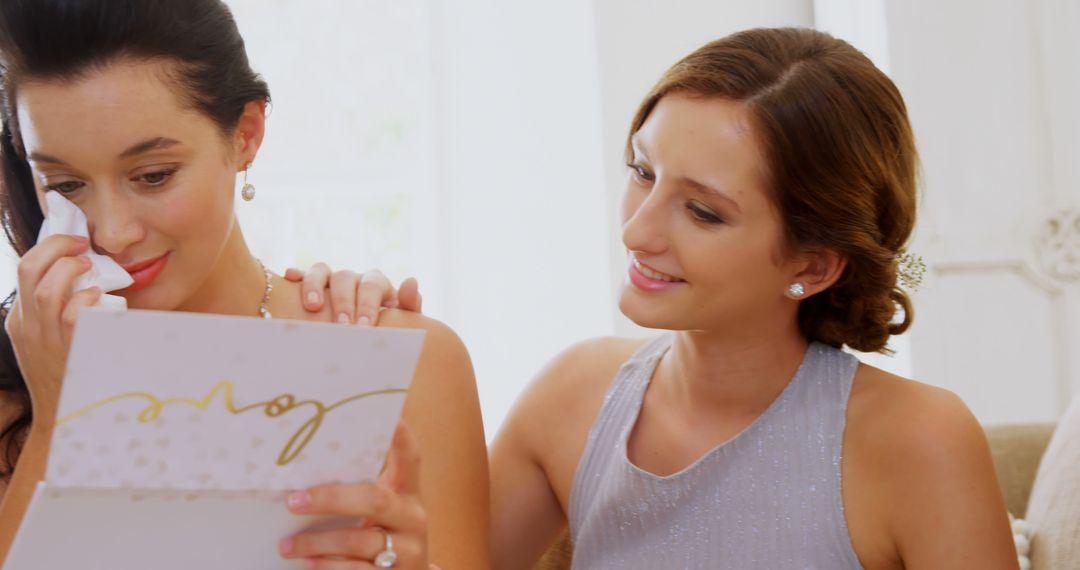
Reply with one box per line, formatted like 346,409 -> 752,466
0,0 -> 271,478
628,28 -> 917,353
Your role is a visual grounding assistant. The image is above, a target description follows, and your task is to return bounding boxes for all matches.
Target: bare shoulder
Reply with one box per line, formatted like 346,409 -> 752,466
519,335 -> 651,415
845,365 -> 1015,567
499,336 -> 653,490
847,364 -> 983,458
375,309 -> 475,402
375,308 -> 463,343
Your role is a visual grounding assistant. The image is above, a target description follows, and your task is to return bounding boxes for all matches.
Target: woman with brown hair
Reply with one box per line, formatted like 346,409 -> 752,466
483,28 -> 1017,568
301,26 -> 1018,567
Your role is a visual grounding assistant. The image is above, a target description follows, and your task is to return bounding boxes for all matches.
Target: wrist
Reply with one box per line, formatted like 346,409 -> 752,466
27,409 -> 56,439
28,387 -> 60,429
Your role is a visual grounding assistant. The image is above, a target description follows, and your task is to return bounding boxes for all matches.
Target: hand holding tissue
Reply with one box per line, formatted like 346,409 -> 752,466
36,192 -> 132,309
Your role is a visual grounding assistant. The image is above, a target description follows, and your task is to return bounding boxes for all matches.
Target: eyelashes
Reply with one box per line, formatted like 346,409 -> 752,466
45,180 -> 84,195
627,162 -> 655,184
138,168 -> 178,187
43,167 -> 179,195
687,202 -> 724,225
628,162 -> 726,225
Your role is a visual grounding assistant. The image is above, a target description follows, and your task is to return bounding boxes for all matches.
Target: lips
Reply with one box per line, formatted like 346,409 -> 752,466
627,256 -> 687,292
631,258 -> 684,283
122,255 -> 165,274
119,252 -> 170,293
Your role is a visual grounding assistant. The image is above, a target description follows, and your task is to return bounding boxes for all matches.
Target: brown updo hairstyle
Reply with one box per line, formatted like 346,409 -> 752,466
628,27 -> 917,353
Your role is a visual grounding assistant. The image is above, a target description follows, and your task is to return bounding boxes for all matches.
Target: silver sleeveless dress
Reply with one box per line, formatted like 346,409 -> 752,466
568,335 -> 864,569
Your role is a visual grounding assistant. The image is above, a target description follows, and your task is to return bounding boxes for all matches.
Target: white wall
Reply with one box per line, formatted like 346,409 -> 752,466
427,0 -> 614,435
2,1 -> 1073,432
885,1 -> 1080,423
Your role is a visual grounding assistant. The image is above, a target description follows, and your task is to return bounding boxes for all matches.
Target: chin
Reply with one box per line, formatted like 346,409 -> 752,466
116,286 -> 181,311
618,290 -> 690,331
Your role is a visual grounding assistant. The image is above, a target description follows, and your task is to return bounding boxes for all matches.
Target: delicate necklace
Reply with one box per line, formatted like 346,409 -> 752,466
255,258 -> 273,319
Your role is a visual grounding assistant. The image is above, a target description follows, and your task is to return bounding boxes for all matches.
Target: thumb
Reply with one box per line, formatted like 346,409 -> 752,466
382,421 -> 422,495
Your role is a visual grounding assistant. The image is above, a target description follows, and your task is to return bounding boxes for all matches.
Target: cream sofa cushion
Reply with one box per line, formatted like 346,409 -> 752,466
1026,397 -> 1080,568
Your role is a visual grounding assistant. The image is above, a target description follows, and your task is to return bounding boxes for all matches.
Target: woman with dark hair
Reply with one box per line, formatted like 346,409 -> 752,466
0,1 -> 489,568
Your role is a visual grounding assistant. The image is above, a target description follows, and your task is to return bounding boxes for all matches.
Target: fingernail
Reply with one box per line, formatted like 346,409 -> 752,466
385,299 -> 399,309
286,491 -> 311,510
357,315 -> 371,327
278,537 -> 293,556
305,560 -> 315,570
306,291 -> 319,306
337,312 -> 350,324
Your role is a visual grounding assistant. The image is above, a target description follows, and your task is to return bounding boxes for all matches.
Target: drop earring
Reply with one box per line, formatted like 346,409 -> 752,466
241,163 -> 256,202
787,283 -> 806,298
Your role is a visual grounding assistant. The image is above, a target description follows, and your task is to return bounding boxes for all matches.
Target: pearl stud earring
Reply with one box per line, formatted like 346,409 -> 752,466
787,283 -> 806,298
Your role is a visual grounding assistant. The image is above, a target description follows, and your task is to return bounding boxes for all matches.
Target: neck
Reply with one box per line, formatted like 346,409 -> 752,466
175,219 -> 266,317
658,315 -> 810,415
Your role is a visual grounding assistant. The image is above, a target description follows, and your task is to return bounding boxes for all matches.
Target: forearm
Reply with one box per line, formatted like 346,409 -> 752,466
0,421 -> 51,564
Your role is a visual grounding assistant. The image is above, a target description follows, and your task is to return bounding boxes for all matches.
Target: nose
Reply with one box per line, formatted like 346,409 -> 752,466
621,184 -> 670,256
84,189 -> 146,256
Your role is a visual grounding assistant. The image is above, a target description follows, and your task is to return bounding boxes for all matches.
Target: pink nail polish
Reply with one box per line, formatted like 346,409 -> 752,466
305,560 -> 316,570
286,491 -> 311,510
278,537 -> 293,555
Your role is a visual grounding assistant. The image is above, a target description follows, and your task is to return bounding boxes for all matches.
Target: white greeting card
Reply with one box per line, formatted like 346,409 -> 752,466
4,308 -> 425,569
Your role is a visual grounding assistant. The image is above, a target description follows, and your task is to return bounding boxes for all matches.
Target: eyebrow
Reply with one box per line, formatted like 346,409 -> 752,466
684,178 -> 742,213
630,135 -> 743,213
28,137 -> 183,166
117,137 -> 182,159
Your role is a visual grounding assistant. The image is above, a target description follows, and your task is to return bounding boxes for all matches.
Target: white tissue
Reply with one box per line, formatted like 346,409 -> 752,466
37,192 -> 133,310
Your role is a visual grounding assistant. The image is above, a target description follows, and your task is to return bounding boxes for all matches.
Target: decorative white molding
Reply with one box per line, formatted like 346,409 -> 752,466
1035,206 -> 1080,284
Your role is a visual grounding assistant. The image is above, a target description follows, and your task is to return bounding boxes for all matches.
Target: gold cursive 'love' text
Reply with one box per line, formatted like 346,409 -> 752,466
55,381 -> 407,465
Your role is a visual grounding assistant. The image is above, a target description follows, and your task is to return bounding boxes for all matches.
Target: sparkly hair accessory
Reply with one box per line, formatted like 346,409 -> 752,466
897,249 -> 927,291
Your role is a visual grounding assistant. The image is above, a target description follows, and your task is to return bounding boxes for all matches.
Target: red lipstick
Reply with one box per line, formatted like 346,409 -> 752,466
120,252 -> 170,292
